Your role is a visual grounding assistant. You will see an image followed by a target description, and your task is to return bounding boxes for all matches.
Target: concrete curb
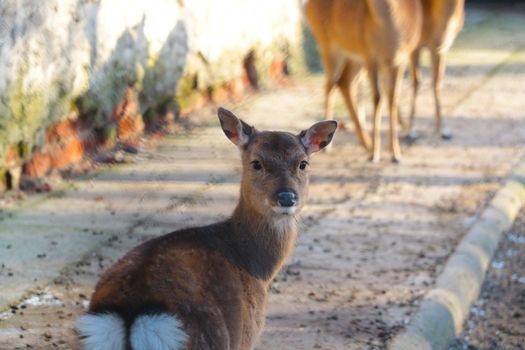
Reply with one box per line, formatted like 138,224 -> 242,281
389,159 -> 525,350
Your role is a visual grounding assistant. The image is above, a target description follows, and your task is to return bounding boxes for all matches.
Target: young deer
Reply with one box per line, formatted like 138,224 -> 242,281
305,0 -> 422,162
405,0 -> 465,141
76,107 -> 337,350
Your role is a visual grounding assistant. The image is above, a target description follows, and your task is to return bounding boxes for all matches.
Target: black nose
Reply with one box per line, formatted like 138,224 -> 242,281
276,191 -> 297,207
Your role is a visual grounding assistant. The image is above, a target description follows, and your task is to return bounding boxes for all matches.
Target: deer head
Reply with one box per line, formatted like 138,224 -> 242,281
218,107 -> 337,219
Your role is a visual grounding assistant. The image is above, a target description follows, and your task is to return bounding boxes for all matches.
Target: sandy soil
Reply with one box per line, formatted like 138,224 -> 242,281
449,208 -> 525,350
1,5 -> 525,350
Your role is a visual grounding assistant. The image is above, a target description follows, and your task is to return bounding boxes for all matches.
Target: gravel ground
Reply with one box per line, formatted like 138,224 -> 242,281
449,208 -> 525,350
0,5 -> 524,350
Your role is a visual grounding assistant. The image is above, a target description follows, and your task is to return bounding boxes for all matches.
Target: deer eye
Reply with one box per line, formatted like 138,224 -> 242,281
251,160 -> 262,170
299,160 -> 309,170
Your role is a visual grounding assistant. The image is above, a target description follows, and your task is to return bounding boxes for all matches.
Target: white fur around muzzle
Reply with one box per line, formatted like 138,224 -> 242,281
272,206 -> 297,215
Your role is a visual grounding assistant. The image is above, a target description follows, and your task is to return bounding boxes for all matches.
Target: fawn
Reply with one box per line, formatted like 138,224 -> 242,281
76,107 -> 337,350
305,0 -> 422,162
405,0 -> 465,141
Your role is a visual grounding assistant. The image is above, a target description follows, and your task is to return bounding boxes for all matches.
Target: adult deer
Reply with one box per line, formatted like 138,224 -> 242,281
305,0 -> 422,162
76,107 -> 337,350
405,0 -> 465,141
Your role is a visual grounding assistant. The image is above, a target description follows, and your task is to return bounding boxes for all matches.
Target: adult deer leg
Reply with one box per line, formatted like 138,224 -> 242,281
367,62 -> 382,163
386,65 -> 405,163
320,49 -> 346,120
406,48 -> 421,142
431,50 -> 451,139
337,61 -> 372,151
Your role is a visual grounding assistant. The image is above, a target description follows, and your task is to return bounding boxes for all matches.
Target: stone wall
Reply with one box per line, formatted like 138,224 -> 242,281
0,0 -> 304,190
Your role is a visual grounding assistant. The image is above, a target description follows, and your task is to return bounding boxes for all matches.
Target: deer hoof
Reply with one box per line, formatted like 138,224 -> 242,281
404,131 -> 418,145
391,156 -> 402,164
441,130 -> 453,140
369,154 -> 380,163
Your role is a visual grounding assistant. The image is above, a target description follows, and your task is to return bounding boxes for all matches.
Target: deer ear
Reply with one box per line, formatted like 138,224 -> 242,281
300,120 -> 338,154
217,107 -> 254,147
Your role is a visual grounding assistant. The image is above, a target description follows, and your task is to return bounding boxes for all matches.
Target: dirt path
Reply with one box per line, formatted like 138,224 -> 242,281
1,5 -> 525,350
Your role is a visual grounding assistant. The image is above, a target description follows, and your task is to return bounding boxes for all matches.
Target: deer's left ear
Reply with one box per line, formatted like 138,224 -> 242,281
217,107 -> 254,147
300,120 -> 338,154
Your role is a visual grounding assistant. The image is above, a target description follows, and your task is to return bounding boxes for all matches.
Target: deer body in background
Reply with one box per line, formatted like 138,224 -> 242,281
305,0 -> 422,162
76,107 -> 337,350
405,0 -> 465,140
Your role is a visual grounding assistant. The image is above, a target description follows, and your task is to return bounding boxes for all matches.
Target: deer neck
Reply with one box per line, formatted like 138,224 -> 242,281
229,199 -> 298,284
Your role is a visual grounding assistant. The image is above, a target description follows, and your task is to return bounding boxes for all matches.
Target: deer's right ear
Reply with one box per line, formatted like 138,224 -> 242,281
217,107 -> 254,147
300,120 -> 338,154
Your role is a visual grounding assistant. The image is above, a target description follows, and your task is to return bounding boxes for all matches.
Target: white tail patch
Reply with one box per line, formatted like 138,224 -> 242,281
130,313 -> 188,350
76,313 -> 125,350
